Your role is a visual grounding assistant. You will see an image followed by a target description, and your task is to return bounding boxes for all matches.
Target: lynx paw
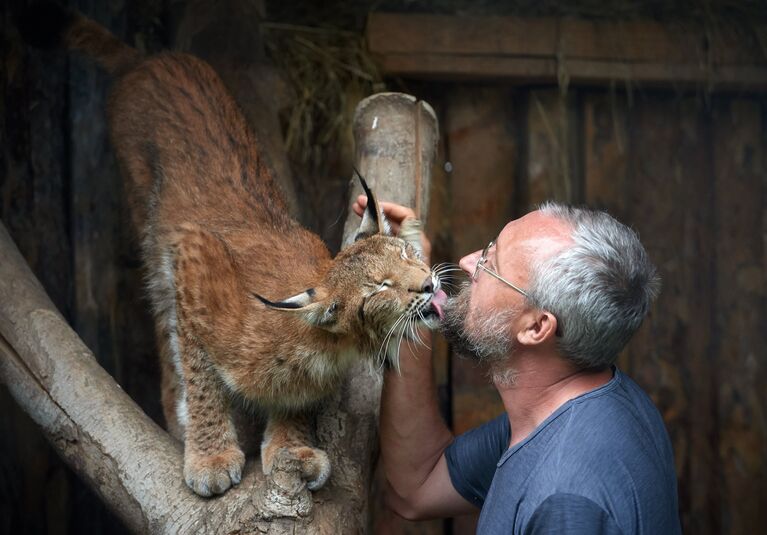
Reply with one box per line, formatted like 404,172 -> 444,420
184,446 -> 245,497
263,446 -> 331,491
293,446 -> 331,490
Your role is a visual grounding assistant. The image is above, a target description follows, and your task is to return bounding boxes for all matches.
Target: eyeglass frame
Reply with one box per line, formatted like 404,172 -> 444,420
472,238 -> 529,298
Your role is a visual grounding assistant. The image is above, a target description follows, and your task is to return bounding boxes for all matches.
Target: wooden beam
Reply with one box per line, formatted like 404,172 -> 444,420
367,13 -> 767,90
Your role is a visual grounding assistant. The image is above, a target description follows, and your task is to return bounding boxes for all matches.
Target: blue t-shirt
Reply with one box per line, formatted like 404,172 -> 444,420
445,369 -> 681,534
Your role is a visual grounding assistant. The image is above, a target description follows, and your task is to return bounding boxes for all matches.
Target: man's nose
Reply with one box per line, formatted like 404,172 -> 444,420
459,250 -> 481,277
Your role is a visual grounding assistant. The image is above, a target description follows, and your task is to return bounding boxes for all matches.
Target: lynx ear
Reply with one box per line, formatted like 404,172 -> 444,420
354,168 -> 390,241
253,289 -> 339,329
399,217 -> 425,259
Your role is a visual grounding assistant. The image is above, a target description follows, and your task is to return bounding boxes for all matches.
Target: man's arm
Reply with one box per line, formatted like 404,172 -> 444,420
353,196 -> 476,519
380,334 -> 477,519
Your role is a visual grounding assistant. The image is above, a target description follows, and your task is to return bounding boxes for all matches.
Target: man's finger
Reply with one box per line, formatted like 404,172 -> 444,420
352,196 -> 416,226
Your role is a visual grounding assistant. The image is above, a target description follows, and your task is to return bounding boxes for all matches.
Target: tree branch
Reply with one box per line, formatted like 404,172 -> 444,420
0,92 -> 438,534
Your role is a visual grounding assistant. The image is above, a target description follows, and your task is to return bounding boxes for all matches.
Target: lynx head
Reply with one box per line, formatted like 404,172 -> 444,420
255,172 -> 446,369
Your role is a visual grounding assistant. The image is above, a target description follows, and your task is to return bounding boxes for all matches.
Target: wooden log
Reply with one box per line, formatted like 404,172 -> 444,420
366,13 -> 767,90
342,92 -> 437,238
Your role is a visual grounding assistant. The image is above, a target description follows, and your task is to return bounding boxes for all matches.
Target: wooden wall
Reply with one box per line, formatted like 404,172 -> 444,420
1,2 -> 164,533
2,3 -> 766,534
376,84 -> 765,535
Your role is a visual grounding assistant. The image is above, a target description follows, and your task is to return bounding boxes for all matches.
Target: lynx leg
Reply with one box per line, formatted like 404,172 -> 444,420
177,326 -> 244,497
261,412 -> 331,491
156,319 -> 184,441
170,224 -> 246,496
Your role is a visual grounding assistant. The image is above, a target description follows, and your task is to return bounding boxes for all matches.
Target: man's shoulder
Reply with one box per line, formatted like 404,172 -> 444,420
561,369 -> 671,450
535,371 -> 678,530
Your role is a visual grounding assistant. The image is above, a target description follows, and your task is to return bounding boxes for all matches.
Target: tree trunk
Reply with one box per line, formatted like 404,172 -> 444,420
0,92 -> 438,534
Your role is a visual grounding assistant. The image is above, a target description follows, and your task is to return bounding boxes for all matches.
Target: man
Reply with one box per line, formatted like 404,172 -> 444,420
353,197 -> 681,534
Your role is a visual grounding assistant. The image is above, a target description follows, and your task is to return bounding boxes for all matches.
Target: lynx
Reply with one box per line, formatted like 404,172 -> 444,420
20,4 -> 447,496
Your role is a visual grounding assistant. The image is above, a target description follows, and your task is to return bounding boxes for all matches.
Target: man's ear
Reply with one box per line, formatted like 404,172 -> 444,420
253,289 -> 339,329
516,311 -> 558,346
353,168 -> 390,241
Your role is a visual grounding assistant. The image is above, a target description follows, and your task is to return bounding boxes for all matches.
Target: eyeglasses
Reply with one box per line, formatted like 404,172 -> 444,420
472,239 -> 529,298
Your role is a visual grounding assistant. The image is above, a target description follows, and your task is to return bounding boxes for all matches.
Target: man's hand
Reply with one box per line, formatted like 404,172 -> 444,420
352,195 -> 432,263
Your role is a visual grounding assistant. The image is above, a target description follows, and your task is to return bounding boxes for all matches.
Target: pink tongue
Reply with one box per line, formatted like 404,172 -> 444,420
431,289 -> 448,320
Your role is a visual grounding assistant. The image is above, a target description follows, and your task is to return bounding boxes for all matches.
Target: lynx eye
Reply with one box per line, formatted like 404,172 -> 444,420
374,280 -> 392,293
364,280 -> 392,296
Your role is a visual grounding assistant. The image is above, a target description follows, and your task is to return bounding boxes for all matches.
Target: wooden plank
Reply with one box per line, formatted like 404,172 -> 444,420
525,89 -> 580,208
368,14 -> 557,57
373,54 -> 767,90
623,96 -> 716,534
368,13 -> 765,63
712,98 -> 766,534
367,14 -> 767,90
583,91 -> 628,215
444,86 -> 518,534
0,5 -> 73,533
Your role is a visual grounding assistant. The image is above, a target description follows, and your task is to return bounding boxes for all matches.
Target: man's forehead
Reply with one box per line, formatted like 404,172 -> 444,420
497,210 -> 573,256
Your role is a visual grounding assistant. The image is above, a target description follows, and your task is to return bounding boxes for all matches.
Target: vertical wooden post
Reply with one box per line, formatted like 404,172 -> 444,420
312,93 -> 438,533
342,93 -> 437,242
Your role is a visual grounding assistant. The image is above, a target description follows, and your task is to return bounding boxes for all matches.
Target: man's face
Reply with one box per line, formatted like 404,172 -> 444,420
441,211 -> 572,363
440,280 -> 519,363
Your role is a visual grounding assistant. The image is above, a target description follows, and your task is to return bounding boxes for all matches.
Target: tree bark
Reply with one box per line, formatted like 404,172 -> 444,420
0,92 -> 438,534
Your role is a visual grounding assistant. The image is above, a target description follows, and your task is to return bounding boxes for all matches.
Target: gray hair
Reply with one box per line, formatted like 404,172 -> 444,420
526,202 -> 660,369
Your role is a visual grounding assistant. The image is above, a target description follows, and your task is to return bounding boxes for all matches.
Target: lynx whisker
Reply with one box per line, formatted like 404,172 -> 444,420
377,311 -> 409,370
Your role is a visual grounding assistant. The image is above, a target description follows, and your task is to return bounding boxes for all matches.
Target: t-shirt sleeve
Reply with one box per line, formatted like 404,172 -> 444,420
444,413 -> 509,507
524,493 -> 624,535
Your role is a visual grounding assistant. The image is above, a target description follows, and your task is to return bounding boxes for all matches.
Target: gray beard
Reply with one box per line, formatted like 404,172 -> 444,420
440,282 -> 518,364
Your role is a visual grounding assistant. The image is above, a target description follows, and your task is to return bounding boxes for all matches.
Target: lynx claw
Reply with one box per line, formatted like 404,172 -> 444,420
184,447 -> 246,497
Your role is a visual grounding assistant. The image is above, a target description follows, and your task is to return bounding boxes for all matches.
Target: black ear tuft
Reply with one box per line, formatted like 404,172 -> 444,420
252,293 -> 302,310
354,166 -> 379,226
353,166 -> 372,199
14,1 -> 75,50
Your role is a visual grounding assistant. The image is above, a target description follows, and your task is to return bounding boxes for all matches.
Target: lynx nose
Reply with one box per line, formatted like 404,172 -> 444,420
421,276 -> 434,294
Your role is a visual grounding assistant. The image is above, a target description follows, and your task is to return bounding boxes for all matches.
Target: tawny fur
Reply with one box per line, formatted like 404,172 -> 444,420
29,5 -> 443,497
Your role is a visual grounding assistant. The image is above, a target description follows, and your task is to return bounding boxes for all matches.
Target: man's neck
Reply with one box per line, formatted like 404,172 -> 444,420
493,351 -> 613,448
